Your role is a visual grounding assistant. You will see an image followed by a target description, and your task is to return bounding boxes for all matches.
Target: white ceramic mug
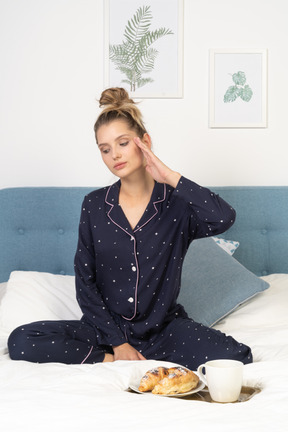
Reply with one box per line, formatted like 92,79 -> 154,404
197,359 -> 243,403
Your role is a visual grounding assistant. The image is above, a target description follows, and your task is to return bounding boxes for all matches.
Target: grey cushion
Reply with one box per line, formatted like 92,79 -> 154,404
179,237 -> 270,327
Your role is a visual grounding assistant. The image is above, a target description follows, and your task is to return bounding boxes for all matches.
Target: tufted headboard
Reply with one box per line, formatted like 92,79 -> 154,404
213,186 -> 288,276
0,186 -> 288,282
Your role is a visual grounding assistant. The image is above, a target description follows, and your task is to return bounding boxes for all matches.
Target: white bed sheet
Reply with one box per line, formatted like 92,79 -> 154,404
0,274 -> 287,432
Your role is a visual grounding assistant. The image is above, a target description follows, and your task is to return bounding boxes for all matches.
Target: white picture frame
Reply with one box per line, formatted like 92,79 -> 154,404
104,0 -> 184,99
209,49 -> 268,128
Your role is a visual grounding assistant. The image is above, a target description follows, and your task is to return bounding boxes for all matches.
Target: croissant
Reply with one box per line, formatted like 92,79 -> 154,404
152,366 -> 199,395
138,366 -> 169,392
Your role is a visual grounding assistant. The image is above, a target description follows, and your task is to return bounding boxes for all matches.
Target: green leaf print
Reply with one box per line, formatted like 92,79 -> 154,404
232,71 -> 246,86
109,5 -> 173,92
239,85 -> 253,102
224,86 -> 241,103
224,71 -> 253,103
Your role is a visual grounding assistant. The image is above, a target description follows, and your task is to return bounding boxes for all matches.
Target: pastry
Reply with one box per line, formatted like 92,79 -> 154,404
152,366 -> 199,395
138,366 -> 169,392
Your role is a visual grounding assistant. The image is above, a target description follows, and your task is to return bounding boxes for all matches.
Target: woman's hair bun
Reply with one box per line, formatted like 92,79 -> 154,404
94,87 -> 147,140
99,87 -> 135,109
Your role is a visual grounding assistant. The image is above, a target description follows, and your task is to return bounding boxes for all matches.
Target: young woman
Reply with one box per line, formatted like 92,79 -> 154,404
8,88 -> 252,369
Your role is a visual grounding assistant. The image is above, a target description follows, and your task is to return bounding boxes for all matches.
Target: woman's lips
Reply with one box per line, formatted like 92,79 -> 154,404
114,162 -> 127,170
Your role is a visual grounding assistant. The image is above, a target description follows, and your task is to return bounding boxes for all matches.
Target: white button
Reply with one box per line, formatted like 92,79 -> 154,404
131,266 -> 136,272
128,297 -> 134,303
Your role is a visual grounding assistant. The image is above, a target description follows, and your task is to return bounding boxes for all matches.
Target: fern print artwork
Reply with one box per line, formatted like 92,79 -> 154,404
109,5 -> 173,92
223,71 -> 253,103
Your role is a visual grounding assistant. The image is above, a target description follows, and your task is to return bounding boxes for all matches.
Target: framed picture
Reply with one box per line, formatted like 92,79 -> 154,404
104,0 -> 184,98
209,49 -> 268,128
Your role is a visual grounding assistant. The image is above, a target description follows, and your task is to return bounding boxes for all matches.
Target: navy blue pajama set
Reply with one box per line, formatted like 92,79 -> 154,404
8,177 -> 253,369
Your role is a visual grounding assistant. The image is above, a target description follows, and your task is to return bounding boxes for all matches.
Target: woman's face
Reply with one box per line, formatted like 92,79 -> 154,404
97,120 -> 150,178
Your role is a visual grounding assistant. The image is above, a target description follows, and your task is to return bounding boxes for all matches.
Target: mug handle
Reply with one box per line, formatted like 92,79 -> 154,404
197,364 -> 208,386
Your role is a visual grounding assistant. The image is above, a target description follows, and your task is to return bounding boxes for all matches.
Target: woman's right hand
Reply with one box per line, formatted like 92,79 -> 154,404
112,342 -> 146,361
135,137 -> 181,188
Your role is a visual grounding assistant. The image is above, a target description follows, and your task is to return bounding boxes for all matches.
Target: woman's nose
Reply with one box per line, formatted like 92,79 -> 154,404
112,148 -> 121,160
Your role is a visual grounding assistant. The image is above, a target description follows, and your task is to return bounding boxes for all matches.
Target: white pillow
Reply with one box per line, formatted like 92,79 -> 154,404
0,271 -> 82,334
0,282 -> 7,305
212,237 -> 239,255
214,273 -> 288,330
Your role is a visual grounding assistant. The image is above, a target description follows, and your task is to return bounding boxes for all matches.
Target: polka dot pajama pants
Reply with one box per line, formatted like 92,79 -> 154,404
8,317 -> 252,369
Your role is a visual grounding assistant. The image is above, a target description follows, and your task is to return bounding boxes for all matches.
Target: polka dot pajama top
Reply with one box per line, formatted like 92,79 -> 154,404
73,176 -> 252,367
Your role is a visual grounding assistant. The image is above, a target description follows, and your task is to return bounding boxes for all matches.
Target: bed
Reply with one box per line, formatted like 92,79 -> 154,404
0,185 -> 287,431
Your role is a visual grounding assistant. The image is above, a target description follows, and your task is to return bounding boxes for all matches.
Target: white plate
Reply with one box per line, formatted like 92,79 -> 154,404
129,378 -> 206,397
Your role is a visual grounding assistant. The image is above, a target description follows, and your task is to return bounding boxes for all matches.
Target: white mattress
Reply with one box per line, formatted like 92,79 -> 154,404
0,274 -> 287,431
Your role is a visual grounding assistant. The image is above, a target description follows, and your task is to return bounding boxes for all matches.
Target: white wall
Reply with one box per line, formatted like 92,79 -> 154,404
1,0 -> 288,188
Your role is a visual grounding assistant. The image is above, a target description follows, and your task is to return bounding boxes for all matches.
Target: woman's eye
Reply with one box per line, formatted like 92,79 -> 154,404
101,148 -> 109,154
120,141 -> 129,147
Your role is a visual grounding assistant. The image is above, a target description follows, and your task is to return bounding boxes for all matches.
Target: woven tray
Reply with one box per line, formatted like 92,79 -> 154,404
127,385 -> 261,403
184,386 -> 261,403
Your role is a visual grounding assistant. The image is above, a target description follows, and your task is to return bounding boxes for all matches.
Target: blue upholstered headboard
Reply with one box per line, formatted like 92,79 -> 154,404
0,186 -> 288,282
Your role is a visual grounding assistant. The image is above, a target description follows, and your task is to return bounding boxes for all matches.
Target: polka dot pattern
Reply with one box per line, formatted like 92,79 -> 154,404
74,177 -> 236,348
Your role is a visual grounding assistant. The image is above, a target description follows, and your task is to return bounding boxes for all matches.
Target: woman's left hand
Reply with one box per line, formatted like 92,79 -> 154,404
135,137 -> 181,188
113,343 -> 146,361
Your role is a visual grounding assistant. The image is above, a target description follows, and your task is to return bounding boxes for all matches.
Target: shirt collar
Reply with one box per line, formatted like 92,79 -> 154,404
105,180 -> 166,234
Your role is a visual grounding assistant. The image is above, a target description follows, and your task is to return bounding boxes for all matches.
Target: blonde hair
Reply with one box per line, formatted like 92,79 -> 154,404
94,88 -> 147,143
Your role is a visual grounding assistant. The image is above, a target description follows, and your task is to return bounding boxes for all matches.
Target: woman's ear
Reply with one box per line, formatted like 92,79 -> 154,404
142,133 -> 152,149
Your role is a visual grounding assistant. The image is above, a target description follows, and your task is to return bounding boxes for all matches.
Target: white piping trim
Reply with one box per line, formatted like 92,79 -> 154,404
81,345 -> 93,364
104,183 -> 166,321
